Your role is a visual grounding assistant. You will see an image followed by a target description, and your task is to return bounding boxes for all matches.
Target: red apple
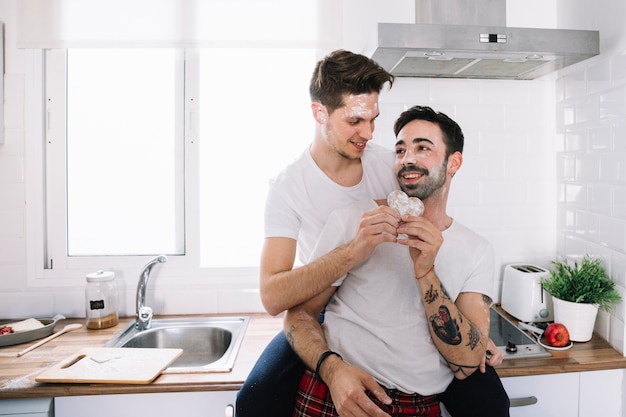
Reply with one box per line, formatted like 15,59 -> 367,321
544,323 -> 570,347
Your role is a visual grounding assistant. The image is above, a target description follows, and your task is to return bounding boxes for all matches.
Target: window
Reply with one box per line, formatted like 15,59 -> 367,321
44,48 -> 315,275
66,49 -> 183,256
196,48 -> 314,267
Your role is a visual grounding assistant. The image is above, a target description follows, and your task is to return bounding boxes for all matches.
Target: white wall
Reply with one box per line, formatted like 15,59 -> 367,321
0,1 -> 623,363
0,1 -> 26,295
551,0 -> 626,355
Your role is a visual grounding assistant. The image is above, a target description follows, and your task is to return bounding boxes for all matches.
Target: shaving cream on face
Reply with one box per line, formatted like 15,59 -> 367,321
343,94 -> 378,120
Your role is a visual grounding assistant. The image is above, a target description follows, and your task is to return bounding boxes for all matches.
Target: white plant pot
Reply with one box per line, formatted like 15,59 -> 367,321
552,297 -> 599,342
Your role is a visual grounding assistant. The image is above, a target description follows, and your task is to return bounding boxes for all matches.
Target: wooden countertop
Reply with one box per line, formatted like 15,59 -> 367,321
0,314 -> 281,399
1,309 -> 625,399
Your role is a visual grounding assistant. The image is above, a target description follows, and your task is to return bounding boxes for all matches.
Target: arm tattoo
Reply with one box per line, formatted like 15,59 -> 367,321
425,283 -> 451,305
424,284 -> 439,304
430,305 -> 462,345
447,360 -> 479,378
466,322 -> 481,350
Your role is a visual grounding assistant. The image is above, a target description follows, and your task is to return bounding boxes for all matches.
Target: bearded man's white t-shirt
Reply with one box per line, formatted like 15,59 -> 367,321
312,199 -> 495,395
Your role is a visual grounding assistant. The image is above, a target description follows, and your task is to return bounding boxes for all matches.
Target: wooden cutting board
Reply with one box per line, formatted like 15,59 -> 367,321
35,347 -> 183,384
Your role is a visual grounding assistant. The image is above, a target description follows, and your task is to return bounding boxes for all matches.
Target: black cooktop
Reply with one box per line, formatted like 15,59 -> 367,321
490,307 -> 551,360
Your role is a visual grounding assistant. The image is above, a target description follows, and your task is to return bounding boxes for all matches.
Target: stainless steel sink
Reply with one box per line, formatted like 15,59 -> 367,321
104,316 -> 249,373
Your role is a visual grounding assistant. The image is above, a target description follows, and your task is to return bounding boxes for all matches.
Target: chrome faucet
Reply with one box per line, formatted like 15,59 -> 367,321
136,255 -> 167,330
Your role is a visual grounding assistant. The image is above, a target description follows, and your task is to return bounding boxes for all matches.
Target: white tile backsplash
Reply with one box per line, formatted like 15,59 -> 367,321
587,58 -> 612,95
598,216 -> 624,250
596,309 -> 611,340
564,183 -> 586,206
610,315 -> 625,354
611,54 -> 626,87
217,288 -> 265,314
599,87 -> 626,119
599,153 -> 622,182
564,71 -> 587,100
576,97 -> 601,124
576,154 -> 601,181
1,292 -> 55,318
556,50 -> 626,354
0,266 -> 26,291
588,184 -> 612,215
561,103 -> 577,127
589,125 -> 612,151
429,79 -> 482,104
614,119 -> 626,151
614,187 -> 626,219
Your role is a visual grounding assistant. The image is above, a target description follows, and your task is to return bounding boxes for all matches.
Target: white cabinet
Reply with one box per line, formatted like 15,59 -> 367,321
502,369 -> 624,417
503,373 -> 578,417
48,369 -> 626,417
55,391 -> 237,417
578,369 -> 623,417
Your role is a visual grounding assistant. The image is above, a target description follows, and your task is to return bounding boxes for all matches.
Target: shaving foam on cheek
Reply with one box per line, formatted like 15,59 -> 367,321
429,163 -> 444,176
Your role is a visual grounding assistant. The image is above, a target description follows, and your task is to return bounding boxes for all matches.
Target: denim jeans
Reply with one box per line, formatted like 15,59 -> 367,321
236,331 -> 304,417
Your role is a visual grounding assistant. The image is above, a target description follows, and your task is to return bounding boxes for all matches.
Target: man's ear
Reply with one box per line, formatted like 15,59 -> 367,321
311,102 -> 328,124
448,151 -> 463,177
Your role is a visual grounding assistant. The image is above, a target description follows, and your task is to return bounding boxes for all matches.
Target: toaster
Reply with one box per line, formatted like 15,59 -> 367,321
501,264 -> 554,322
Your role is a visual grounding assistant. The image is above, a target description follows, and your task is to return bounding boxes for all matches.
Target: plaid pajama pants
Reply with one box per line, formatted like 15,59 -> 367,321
293,369 -> 441,417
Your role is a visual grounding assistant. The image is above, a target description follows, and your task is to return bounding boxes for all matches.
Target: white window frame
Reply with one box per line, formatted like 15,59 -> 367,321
27,49 -> 259,286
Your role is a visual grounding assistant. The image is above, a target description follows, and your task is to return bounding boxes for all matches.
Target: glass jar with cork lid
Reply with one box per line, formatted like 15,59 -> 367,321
85,270 -> 119,329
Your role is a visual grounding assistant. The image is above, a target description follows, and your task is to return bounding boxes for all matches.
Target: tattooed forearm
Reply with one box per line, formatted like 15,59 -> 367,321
430,306 -> 484,350
430,305 -> 462,345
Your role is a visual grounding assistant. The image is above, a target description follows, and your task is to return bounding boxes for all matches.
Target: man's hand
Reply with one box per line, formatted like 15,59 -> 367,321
482,338 -> 504,372
322,357 -> 393,417
345,205 -> 401,264
395,215 -> 443,278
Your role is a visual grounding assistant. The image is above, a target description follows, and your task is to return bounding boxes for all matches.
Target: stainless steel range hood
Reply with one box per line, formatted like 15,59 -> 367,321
370,0 -> 599,80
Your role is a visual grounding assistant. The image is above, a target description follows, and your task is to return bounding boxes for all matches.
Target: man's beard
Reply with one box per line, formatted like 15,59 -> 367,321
398,160 -> 447,200
323,125 -> 361,161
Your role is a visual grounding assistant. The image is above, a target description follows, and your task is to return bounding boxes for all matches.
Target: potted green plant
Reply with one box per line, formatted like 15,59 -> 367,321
541,255 -> 622,342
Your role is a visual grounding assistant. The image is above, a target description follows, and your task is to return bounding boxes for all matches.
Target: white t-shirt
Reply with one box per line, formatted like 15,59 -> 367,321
264,142 -> 398,264
312,199 -> 495,396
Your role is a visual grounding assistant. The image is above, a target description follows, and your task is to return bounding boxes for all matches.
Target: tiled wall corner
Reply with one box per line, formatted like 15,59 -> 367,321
556,52 -> 626,354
